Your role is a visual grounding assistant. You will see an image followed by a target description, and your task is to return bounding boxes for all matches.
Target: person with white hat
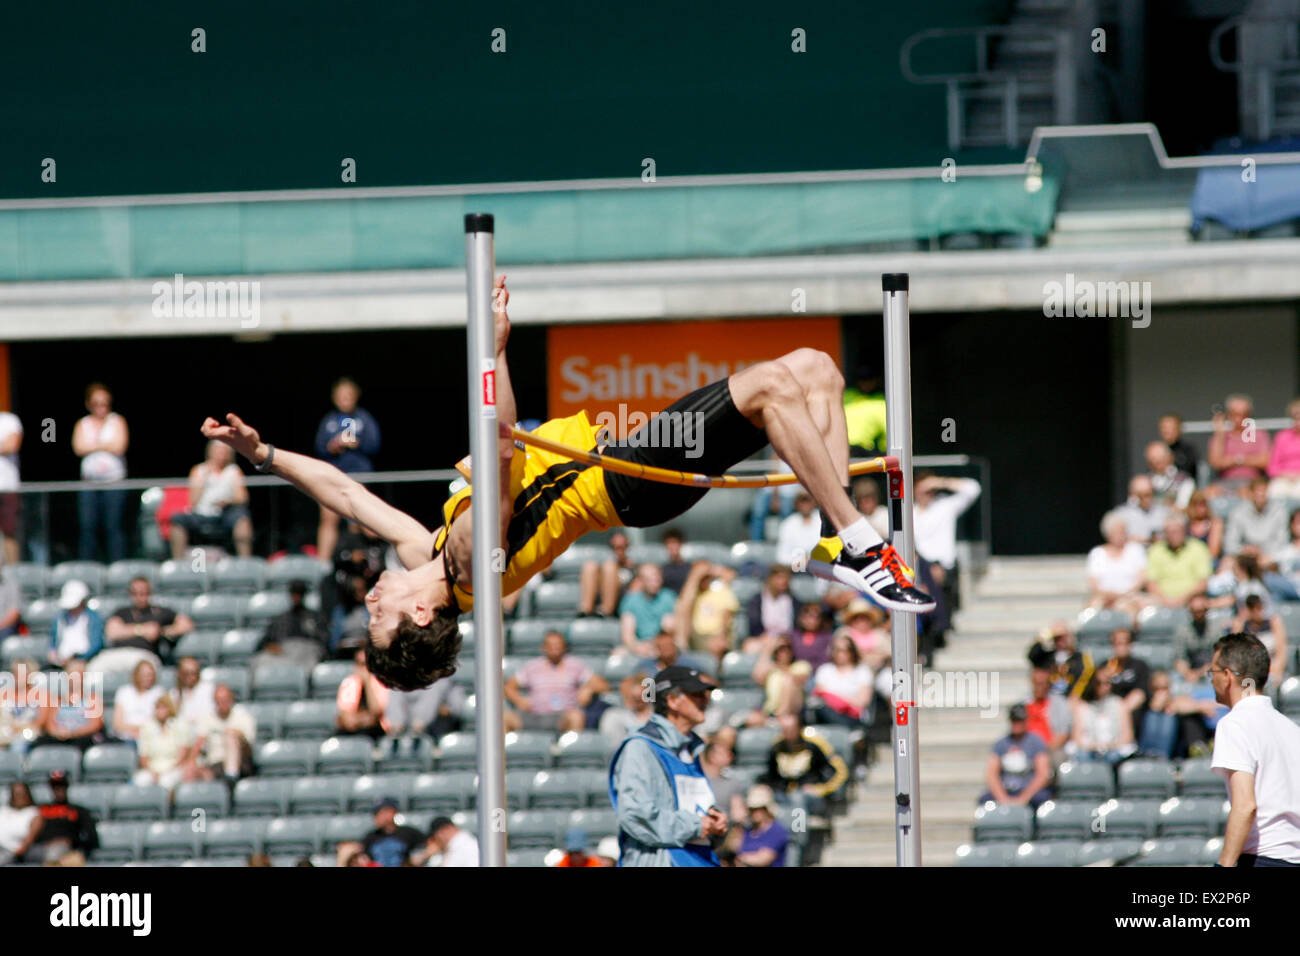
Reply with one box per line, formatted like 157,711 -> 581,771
46,580 -> 104,669
736,784 -> 791,867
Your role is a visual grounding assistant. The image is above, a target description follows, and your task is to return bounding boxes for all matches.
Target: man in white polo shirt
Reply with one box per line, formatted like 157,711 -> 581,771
1210,633 -> 1300,867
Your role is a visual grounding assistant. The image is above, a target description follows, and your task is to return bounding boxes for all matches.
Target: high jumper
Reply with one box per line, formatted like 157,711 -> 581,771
201,276 -> 934,691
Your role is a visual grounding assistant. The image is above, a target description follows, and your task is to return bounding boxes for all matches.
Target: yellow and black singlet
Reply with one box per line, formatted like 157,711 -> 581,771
430,411 -> 622,613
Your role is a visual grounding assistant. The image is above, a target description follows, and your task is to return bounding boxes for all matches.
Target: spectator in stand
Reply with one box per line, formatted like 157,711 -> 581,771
30,660 -> 105,752
599,672 -> 653,745
1146,441 -> 1195,510
1023,667 -> 1071,756
1267,397 -> 1300,500
504,631 -> 607,732
72,383 -> 129,563
1224,476 -> 1290,560
1146,513 -> 1212,607
759,714 -> 848,824
913,473 -> 981,611
327,519 -> 384,619
31,770 -> 97,863
1138,669 -> 1220,759
808,634 -> 873,728
0,782 -> 42,864
619,563 -> 678,655
1115,475 -> 1170,546
979,704 -> 1053,808
196,683 -> 256,784
254,579 -> 329,670
1099,628 -> 1151,737
776,489 -> 821,567
47,580 -> 104,670
701,739 -> 747,824
0,409 -> 22,567
361,797 -> 423,867
111,659 -> 163,743
1086,511 -> 1148,619
635,629 -> 714,679
675,561 -> 740,664
853,478 -> 890,540
1027,622 -> 1095,699
330,574 -> 372,657
134,694 -> 200,792
169,440 -> 254,559
577,530 -> 634,618
314,377 -> 382,562
745,565 -> 799,648
1159,413 -> 1199,482
0,558 -> 20,639
385,676 -> 463,745
0,660 -> 43,754
1069,671 -> 1136,765
336,647 -> 388,740
736,784 -> 791,867
1184,490 -> 1225,562
97,576 -> 195,673
422,816 -> 479,867
748,459 -> 798,542
554,827 -> 610,867
1208,394 -> 1271,497
168,656 -> 216,732
834,598 -> 890,673
659,528 -> 692,595
1174,594 -> 1219,679
790,602 -> 833,671
751,636 -> 811,723
1232,594 -> 1289,684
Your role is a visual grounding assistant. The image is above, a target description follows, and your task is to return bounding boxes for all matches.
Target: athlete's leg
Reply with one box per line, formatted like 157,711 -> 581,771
775,348 -> 851,488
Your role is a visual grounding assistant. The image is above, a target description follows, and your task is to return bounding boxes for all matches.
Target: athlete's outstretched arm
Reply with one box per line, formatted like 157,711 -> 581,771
201,413 -> 434,567
493,276 -> 518,542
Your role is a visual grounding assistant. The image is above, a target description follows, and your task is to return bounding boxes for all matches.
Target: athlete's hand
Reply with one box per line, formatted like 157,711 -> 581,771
493,274 -> 510,353
201,413 -> 268,466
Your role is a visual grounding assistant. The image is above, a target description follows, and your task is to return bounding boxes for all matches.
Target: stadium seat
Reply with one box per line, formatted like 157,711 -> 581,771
729,577 -> 762,609
720,651 -> 759,688
406,772 -> 471,813
789,575 -> 823,605
202,665 -> 251,701
1157,796 -> 1223,838
1280,677 -> 1300,717
1276,603 -> 1300,641
142,821 -> 199,860
954,842 -> 1019,867
548,544 -> 612,581
264,816 -> 324,856
1055,761 -> 1115,802
25,745 -> 82,782
504,769 -> 538,811
311,660 -> 353,699
508,848 -> 553,867
1096,799 -> 1160,840
1075,607 -> 1131,638
626,544 -> 668,567
13,562 -> 50,601
281,700 -> 338,740
189,593 -> 243,631
1178,759 -> 1225,798
508,809 -> 568,849
973,803 -> 1034,843
245,701 -> 288,741
452,660 -> 476,690
567,618 -> 621,654
173,630 -> 221,666
157,560 -> 208,597
1132,837 -> 1221,867
435,732 -> 479,773
94,822 -> 145,862
552,730 -> 611,769
173,781 -> 231,819
87,595 -> 127,618
1076,838 -> 1145,866
254,740 -> 317,777
735,726 -> 776,767
523,769 -> 586,811
322,814 -> 373,850
201,818 -> 266,858
601,656 -> 642,684
18,602 -> 58,638
729,540 -> 778,574
350,773 -> 415,813
568,807 -> 618,841
110,784 -> 170,821
806,725 -> 854,764
505,731 -> 554,770
1034,800 -> 1097,842
233,778 -> 292,816
681,541 -> 734,567
51,561 -> 106,595
290,776 -> 351,815
252,662 -> 309,701
243,591 -> 291,627
1012,841 -> 1081,867
212,557 -> 268,595
375,735 -> 435,774
1139,644 -> 1176,671
265,555 -> 326,590
318,736 -> 375,776
1117,758 -> 1177,799
105,560 -> 158,593
710,688 -> 764,723
1,634 -> 49,664
1135,605 -> 1188,636
66,783 -> 113,821
1204,607 -> 1234,636
457,620 -> 476,655
509,619 -> 560,655
532,581 -> 583,618
217,628 -> 261,666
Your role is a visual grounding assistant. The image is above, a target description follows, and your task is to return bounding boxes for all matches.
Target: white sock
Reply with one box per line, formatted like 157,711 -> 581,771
840,516 -> 883,556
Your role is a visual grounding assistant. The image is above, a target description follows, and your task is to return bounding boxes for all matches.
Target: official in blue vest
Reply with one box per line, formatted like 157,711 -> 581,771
608,665 -> 728,866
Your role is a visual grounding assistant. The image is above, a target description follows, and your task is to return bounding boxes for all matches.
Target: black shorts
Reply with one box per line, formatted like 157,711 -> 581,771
601,377 -> 769,528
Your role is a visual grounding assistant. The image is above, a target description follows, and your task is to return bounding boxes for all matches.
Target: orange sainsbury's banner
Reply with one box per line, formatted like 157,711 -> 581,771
547,317 -> 842,433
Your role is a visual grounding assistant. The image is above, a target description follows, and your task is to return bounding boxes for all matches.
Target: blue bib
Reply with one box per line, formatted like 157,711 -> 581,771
609,731 -> 719,867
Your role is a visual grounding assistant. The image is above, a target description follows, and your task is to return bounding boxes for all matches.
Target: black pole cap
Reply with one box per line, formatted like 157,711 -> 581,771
882,273 -> 909,292
464,213 -> 494,234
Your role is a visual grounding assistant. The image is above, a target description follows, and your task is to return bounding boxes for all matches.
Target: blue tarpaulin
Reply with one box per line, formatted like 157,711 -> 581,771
1190,136 -> 1300,232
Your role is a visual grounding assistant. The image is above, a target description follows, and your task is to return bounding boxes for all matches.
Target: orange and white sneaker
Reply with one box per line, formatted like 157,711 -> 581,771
830,543 -> 936,613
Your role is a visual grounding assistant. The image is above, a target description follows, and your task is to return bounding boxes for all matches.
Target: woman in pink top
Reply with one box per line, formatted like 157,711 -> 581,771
1267,398 -> 1300,499
1207,394 -> 1271,495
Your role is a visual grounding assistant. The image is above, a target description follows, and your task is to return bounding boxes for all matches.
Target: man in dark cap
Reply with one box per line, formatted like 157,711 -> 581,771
978,704 -> 1053,809
359,796 -> 424,867
255,579 -> 329,669
607,665 -> 727,866
31,770 -> 99,862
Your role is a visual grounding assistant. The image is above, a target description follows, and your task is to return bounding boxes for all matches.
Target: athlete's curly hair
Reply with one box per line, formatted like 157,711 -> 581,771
365,605 -> 462,691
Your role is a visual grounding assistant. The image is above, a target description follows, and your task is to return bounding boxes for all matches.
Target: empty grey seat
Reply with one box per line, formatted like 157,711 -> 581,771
1012,841 -> 1081,867
1118,759 -> 1177,799
202,665 -> 251,700
173,781 -> 231,819
626,544 -> 668,567
252,662 -> 309,701
552,730 -> 610,769
0,749 -> 22,785
290,776 -> 351,815
509,619 -> 561,655
527,770 -> 590,810
681,542 -> 734,567
436,733 -> 480,772
1135,605 -> 1188,636
1077,838 -> 1145,866
1096,799 -> 1160,840
265,555 -> 326,590
505,731 -> 554,770
311,660 -> 354,700
451,660 -> 477,690
1034,800 -> 1097,842
1279,676 -> 1300,717
13,562 -> 50,601
1075,607 -> 1130,637
375,735 -> 434,774
567,618 -> 621,654
245,701 -> 288,741
806,725 -> 854,762
110,784 -> 170,821
1157,796 -> 1224,838
218,628 -> 261,665
508,810 -> 568,849
507,848 -> 553,867
789,575 -> 823,605
212,557 -> 268,595
351,773 -> 416,813
254,740 -> 317,777
94,822 -> 145,862
51,561 -> 106,595
568,807 -> 618,841
1,634 -> 49,664
201,818 -> 266,858
25,745 -> 82,782
1133,837 -> 1220,866
189,593 -> 244,631
548,544 -> 613,581
954,841 -> 1019,867
322,814 -> 373,850
1178,759 -> 1225,798
173,630 -> 222,666
729,540 -> 778,573
532,581 -> 583,618
504,769 -> 538,811
157,560 -> 208,597
973,803 -> 1034,843
729,577 -> 762,609
720,651 -> 759,688
281,700 -> 338,740
233,778 -> 292,816
105,560 -> 158,593
710,688 -> 763,722
317,736 -> 375,775
18,602 -> 58,638
1055,761 -> 1115,802
735,726 -> 776,767
243,591 -> 292,627
66,783 -> 113,821
264,816 -> 324,856
142,821 -> 199,860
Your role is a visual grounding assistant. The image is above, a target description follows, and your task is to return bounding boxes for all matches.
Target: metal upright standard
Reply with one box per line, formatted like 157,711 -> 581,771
464,212 -> 507,867
882,272 -> 922,867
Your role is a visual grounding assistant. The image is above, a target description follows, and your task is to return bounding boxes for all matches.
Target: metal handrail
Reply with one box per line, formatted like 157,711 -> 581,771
900,25 -> 1064,85
1210,15 -> 1300,73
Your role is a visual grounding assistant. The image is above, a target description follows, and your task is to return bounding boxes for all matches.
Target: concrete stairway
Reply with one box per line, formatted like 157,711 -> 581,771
819,555 -> 1087,866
